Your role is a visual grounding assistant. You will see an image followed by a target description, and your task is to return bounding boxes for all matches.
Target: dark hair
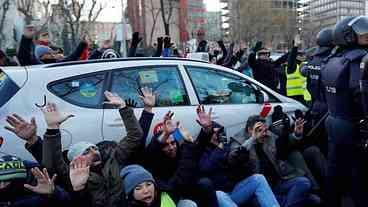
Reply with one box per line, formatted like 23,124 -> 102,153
245,115 -> 266,131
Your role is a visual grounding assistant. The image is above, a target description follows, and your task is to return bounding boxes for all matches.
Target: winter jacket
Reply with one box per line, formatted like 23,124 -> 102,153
248,52 -> 288,91
199,131 -> 256,192
241,132 -> 305,187
144,136 -> 199,200
17,35 -> 88,66
0,161 -> 70,207
42,107 -> 143,207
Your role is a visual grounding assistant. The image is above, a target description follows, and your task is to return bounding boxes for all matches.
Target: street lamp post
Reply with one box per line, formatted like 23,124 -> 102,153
120,0 -> 127,57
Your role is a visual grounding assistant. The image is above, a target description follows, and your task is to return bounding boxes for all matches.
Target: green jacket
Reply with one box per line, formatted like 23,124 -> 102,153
42,107 -> 143,207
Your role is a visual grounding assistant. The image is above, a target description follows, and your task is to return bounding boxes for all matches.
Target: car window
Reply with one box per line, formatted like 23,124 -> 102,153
186,66 -> 258,104
0,70 -> 20,108
48,72 -> 106,108
110,66 -> 189,107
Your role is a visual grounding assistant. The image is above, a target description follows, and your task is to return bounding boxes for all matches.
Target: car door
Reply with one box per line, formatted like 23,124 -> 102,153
102,65 -> 198,144
47,71 -> 108,150
184,65 -> 278,138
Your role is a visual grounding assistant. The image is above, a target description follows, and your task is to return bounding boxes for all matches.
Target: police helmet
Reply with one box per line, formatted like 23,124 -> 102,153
101,49 -> 120,59
316,28 -> 334,47
333,16 -> 368,46
333,16 -> 356,46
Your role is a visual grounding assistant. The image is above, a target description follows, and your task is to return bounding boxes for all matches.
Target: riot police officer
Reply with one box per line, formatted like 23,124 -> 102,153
300,28 -> 335,154
321,16 -> 368,207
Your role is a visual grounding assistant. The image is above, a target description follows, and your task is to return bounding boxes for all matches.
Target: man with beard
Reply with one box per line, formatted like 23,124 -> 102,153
41,90 -> 143,207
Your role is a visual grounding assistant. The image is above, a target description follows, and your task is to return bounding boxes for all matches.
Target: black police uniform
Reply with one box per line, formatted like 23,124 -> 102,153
321,16 -> 368,207
300,28 -> 334,153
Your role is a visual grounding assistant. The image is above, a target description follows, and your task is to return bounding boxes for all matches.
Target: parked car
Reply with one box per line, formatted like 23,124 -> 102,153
0,58 -> 306,159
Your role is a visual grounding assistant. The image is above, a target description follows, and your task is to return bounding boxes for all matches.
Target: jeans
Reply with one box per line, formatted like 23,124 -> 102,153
216,174 -> 280,207
196,177 -> 219,207
274,176 -> 311,207
177,199 -> 197,207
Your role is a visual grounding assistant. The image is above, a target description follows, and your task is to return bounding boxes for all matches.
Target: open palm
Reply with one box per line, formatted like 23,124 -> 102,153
70,156 -> 90,191
5,114 -> 37,143
24,168 -> 56,195
196,105 -> 212,128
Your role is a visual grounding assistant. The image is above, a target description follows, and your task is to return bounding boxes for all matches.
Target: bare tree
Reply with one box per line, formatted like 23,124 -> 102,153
159,0 -> 177,35
146,0 -> 161,46
238,0 -> 273,45
61,0 -> 105,45
0,0 -> 10,48
17,0 -> 35,25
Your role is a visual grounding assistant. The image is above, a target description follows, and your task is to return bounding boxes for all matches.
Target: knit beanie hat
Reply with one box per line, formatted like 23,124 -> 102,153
0,155 -> 27,181
120,164 -> 155,195
35,45 -> 53,60
67,141 -> 97,161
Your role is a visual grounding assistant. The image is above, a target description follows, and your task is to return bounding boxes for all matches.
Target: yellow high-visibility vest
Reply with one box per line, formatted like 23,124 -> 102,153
286,64 -> 311,101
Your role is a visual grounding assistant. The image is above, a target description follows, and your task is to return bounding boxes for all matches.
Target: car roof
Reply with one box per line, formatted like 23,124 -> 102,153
44,57 -> 209,68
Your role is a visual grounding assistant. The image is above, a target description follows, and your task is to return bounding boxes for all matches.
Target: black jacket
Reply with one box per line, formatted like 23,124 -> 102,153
17,35 -> 88,66
248,52 -> 288,91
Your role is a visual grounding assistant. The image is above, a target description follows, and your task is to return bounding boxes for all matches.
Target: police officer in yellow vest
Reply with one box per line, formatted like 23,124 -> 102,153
285,41 -> 311,106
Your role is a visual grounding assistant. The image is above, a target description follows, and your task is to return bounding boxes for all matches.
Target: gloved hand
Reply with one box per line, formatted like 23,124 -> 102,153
131,32 -> 142,47
157,37 -> 163,47
253,41 -> 263,53
236,49 -> 245,60
217,40 -> 225,49
164,37 -> 172,49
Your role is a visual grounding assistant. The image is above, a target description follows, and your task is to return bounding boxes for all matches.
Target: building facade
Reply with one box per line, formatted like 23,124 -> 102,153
307,0 -> 365,29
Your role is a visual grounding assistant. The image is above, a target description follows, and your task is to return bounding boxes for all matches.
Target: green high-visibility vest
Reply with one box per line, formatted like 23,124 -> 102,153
160,192 -> 176,207
286,64 -> 311,101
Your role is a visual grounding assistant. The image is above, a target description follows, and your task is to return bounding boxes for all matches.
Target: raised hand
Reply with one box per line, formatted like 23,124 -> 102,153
196,105 -> 213,130
41,103 -> 74,129
252,122 -> 267,143
164,36 -> 172,48
163,111 -> 175,135
24,168 -> 57,195
69,156 -> 90,191
294,118 -> 306,137
5,114 -> 37,145
24,25 -> 36,39
139,87 -> 156,111
125,98 -> 138,108
132,32 -> 142,47
177,122 -> 193,143
104,91 -> 126,109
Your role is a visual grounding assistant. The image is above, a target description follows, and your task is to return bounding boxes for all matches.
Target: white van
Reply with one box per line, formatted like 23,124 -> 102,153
0,58 -> 306,159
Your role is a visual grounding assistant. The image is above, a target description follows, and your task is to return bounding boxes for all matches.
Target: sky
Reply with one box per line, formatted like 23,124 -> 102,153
98,0 -> 221,22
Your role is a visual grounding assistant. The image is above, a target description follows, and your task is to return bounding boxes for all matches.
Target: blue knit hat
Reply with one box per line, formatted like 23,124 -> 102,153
67,141 -> 98,161
120,164 -> 155,194
35,45 -> 53,60
0,155 -> 27,181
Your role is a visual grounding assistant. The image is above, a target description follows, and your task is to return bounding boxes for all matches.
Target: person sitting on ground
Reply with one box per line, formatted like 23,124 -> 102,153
142,110 -> 201,206
120,158 -> 197,206
0,154 -> 70,207
17,25 -> 89,66
41,91 -> 143,207
242,115 -> 321,207
196,106 -> 280,207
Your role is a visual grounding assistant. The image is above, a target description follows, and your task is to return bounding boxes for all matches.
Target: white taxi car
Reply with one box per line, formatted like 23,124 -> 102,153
0,58 -> 306,159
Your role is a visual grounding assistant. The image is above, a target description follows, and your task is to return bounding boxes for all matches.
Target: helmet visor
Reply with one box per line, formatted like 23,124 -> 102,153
351,17 -> 368,35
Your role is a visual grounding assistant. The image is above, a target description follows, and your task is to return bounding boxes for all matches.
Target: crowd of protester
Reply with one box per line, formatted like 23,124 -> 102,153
0,25 -> 333,207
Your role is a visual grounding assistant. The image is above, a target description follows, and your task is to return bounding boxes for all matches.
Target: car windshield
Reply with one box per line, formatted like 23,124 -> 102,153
0,70 -> 20,108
